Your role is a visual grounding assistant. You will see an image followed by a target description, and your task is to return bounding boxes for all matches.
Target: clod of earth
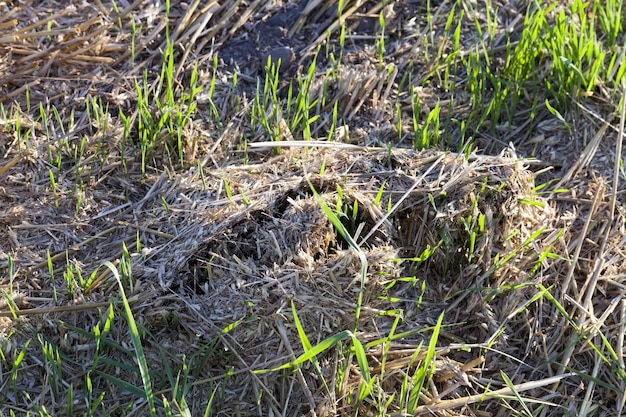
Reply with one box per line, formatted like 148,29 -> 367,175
262,46 -> 295,72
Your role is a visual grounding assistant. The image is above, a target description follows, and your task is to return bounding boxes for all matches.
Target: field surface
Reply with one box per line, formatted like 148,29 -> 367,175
1,0 -> 625,416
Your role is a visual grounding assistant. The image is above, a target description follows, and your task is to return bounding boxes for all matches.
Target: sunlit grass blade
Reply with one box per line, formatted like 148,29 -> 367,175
102,255 -> 157,416
254,330 -> 351,374
351,333 -> 373,401
408,311 -> 444,413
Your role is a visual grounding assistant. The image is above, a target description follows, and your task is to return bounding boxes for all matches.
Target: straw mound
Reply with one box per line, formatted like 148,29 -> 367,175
1,142 -> 553,414
176,147 -> 552,413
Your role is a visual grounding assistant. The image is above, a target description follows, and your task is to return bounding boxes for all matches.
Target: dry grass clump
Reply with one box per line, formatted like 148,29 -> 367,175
1,0 -> 626,416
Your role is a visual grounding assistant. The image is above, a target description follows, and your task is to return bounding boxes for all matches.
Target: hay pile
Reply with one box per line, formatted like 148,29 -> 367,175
2,141 -> 572,415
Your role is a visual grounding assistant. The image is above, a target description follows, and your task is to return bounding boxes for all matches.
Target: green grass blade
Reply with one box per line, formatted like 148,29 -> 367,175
102,258 -> 157,416
255,330 -> 351,374
408,311 -> 444,412
291,300 -> 312,352
351,333 -> 373,401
